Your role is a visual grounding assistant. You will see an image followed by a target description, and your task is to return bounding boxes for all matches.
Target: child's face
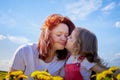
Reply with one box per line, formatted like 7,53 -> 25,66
65,30 -> 77,52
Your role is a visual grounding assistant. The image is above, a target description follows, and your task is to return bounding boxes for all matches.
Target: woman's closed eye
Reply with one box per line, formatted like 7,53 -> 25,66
56,34 -> 68,38
56,34 -> 61,37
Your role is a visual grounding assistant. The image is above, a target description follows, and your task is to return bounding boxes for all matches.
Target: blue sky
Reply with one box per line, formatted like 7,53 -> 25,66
0,0 -> 120,71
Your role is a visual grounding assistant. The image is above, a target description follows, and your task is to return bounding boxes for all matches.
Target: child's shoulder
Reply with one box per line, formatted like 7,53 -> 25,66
81,58 -> 97,69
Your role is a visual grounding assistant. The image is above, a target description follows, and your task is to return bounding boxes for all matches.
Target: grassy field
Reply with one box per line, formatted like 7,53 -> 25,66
0,71 -> 7,80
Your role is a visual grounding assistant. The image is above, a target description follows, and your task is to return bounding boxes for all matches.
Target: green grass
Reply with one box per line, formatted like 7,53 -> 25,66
0,71 -> 7,80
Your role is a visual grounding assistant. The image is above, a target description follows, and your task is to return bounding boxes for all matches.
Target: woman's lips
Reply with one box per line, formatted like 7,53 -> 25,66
59,42 -> 66,46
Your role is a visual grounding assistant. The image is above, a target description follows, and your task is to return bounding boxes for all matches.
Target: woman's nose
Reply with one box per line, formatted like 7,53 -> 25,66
61,35 -> 67,41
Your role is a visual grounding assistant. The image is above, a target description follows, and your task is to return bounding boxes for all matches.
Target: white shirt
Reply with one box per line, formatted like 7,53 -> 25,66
66,55 -> 96,80
9,43 -> 65,80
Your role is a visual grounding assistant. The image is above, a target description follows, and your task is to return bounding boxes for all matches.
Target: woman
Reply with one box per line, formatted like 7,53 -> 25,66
9,14 -> 75,80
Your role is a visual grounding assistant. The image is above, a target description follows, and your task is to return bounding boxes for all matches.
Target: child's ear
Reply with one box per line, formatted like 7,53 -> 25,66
73,44 -> 80,54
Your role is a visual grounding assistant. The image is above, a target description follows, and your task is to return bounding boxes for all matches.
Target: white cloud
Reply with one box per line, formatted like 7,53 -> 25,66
66,0 -> 102,20
0,12 -> 17,26
30,23 -> 40,28
0,34 -> 31,44
0,34 -> 6,40
0,60 -> 9,71
7,36 -> 31,44
107,53 -> 120,67
115,53 -> 120,56
115,21 -> 120,28
101,2 -> 115,12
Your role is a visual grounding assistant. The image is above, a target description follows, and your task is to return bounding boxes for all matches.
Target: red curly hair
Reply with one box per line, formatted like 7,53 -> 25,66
37,14 -> 75,60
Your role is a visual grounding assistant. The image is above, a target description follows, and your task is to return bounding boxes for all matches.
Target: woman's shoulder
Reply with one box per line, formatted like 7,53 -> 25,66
17,43 -> 37,50
14,43 -> 37,55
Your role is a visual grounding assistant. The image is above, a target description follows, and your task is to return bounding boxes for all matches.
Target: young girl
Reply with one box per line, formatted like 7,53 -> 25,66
65,27 -> 107,80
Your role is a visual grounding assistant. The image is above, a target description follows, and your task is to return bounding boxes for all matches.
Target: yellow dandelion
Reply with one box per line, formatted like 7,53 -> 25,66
37,73 -> 52,80
102,70 -> 113,76
18,74 -> 28,79
31,70 -> 41,77
40,71 -> 51,76
44,75 -> 52,80
91,74 -> 96,79
96,73 -> 105,80
31,69 -> 53,80
38,74 -> 44,79
109,66 -> 119,72
117,73 -> 120,80
10,70 -> 23,76
91,66 -> 120,80
45,76 -> 52,80
53,76 -> 63,80
4,71 -> 28,80
5,71 -> 23,79
5,74 -> 11,79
